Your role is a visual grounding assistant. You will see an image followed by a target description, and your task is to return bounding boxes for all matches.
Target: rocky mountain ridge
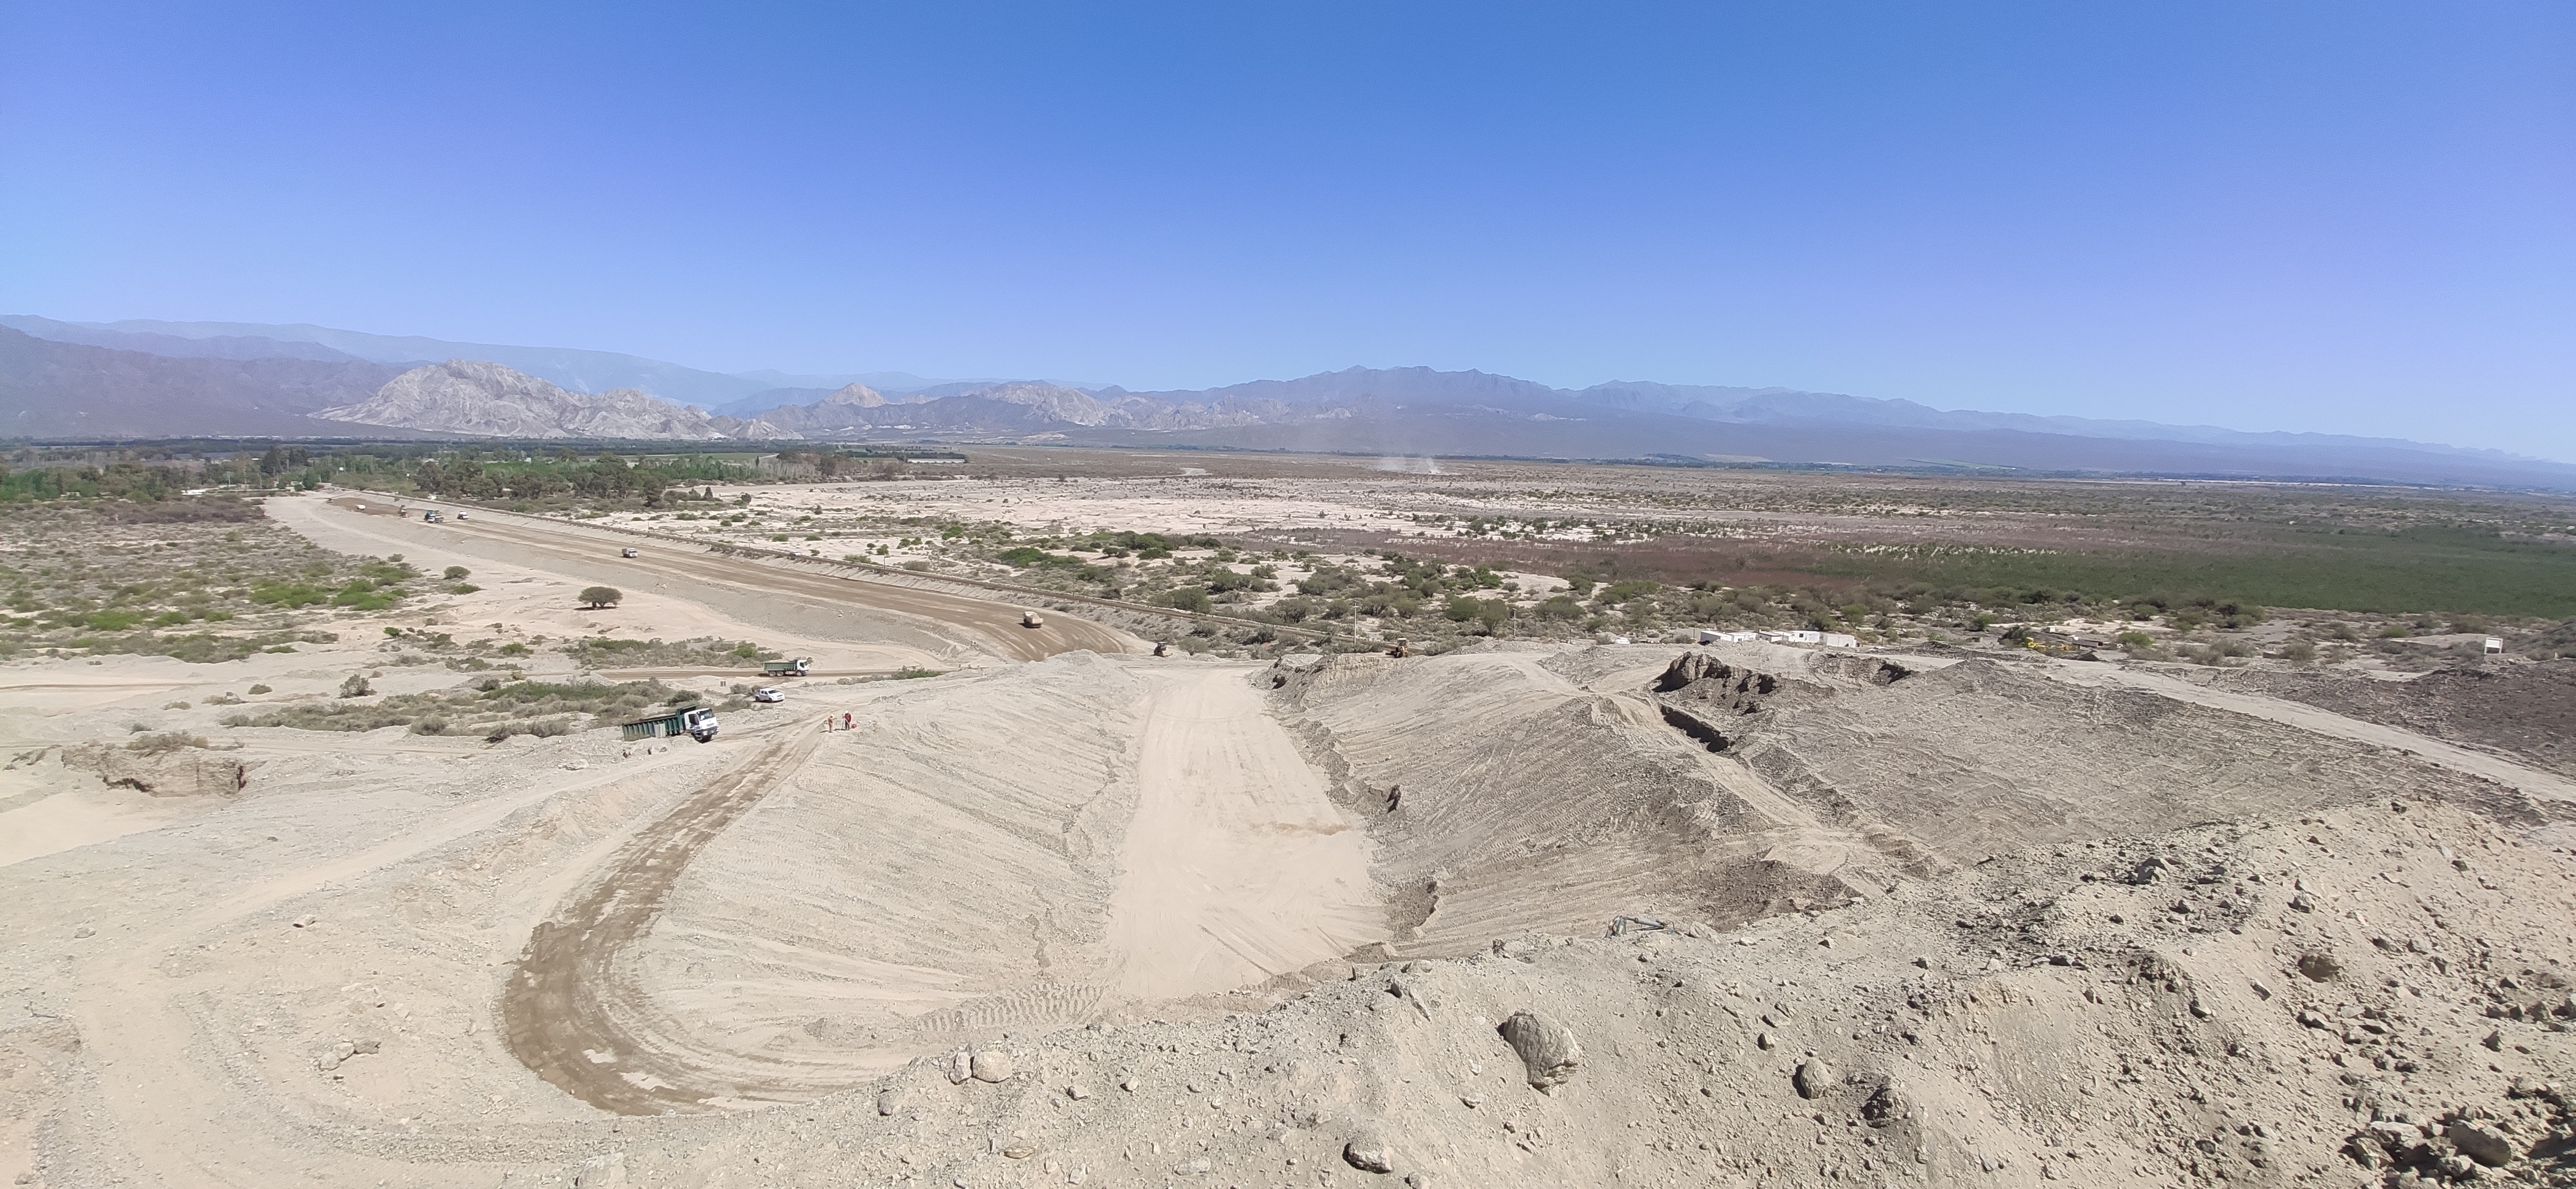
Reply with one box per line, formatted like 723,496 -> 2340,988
8,313 -> 2572,487
313,360 -> 790,441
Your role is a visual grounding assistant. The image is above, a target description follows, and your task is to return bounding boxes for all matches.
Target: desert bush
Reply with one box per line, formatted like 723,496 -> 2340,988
246,683 -> 271,694
578,586 -> 623,609
1535,595 -> 1584,621
443,566 -> 470,580
339,674 -> 373,698
126,731 -> 206,754
563,636 -> 774,669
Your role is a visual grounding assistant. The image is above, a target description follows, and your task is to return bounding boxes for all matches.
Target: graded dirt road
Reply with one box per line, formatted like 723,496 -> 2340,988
1105,667 -> 1384,999
279,496 -> 1139,662
501,726 -> 826,1114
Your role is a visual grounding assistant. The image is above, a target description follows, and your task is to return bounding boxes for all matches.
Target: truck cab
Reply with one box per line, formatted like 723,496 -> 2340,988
681,707 -> 718,741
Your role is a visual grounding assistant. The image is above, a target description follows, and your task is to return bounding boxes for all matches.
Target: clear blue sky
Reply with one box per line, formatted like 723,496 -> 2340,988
4,2 -> 2570,457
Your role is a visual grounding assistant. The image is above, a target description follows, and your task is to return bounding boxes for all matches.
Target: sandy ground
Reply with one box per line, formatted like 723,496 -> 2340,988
1106,666 -> 1383,1000
5,490 -> 2573,1188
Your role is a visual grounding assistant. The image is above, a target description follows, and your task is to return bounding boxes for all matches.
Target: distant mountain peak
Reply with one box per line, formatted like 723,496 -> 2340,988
315,360 -> 789,440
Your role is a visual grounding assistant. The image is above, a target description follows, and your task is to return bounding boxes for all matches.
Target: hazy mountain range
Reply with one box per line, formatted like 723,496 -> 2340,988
4,316 -> 2571,490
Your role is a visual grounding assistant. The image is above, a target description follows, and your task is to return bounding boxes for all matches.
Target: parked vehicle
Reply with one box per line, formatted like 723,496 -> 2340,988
621,706 -> 718,743
752,687 -> 785,703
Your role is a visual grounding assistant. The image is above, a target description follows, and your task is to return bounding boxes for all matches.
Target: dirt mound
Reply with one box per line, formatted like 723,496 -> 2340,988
58,740 -> 247,796
597,795 -> 2576,1188
1718,656 -> 2521,866
2210,660 -> 2576,779
1273,649 -> 1882,953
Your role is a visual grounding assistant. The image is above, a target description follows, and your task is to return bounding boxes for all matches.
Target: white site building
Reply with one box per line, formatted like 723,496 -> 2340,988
1699,628 -> 1857,648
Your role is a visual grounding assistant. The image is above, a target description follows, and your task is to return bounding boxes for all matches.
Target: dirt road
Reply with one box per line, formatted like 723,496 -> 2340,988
280,496 -> 1139,662
1105,667 -> 1384,999
501,727 -> 827,1114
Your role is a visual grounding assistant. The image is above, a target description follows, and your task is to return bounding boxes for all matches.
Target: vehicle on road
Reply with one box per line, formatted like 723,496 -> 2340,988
621,706 -> 719,743
422,509 -> 441,522
454,511 -> 468,520
621,547 -> 640,558
1021,610 -> 1045,628
761,658 -> 811,677
751,687 -> 785,703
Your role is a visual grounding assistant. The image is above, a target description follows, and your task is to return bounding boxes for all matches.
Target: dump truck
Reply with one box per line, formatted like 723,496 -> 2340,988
761,658 -> 811,677
622,706 -> 718,743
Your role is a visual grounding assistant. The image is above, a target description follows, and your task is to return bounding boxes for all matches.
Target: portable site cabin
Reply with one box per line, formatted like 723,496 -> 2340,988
623,707 -> 719,743
2486,637 -> 2506,655
762,658 -> 812,677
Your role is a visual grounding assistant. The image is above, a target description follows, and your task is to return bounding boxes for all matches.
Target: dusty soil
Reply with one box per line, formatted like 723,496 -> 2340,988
2201,660 -> 2576,780
3,485 -> 2573,1189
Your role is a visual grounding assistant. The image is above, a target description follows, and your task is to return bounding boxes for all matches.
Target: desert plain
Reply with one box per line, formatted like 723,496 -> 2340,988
4,448 -> 2574,1189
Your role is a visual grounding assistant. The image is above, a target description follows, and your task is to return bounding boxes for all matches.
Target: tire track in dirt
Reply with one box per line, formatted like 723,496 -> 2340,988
501,727 -> 825,1114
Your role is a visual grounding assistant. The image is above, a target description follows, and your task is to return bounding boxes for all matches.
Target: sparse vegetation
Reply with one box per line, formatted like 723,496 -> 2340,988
225,677 -> 700,737
0,497 -> 405,661
562,636 -> 778,669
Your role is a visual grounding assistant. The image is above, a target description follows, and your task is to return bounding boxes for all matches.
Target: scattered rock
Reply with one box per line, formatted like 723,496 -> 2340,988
970,1049 -> 1014,1083
2482,1030 -> 2505,1051
1343,1138 -> 1396,1174
350,1038 -> 380,1055
1065,1084 -> 1090,1101
1496,1010 -> 1582,1090
2297,953 -> 2342,982
1860,1081 -> 1909,1127
1793,1059 -> 1833,1100
1002,1144 -> 1036,1160
943,1049 -> 972,1084
72,926 -> 94,939
875,1088 -> 904,1117
2289,893 -> 2318,913
2446,1119 -> 2520,1167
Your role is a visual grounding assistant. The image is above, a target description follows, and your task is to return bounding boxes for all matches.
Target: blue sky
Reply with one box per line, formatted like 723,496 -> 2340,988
4,2 -> 2570,457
